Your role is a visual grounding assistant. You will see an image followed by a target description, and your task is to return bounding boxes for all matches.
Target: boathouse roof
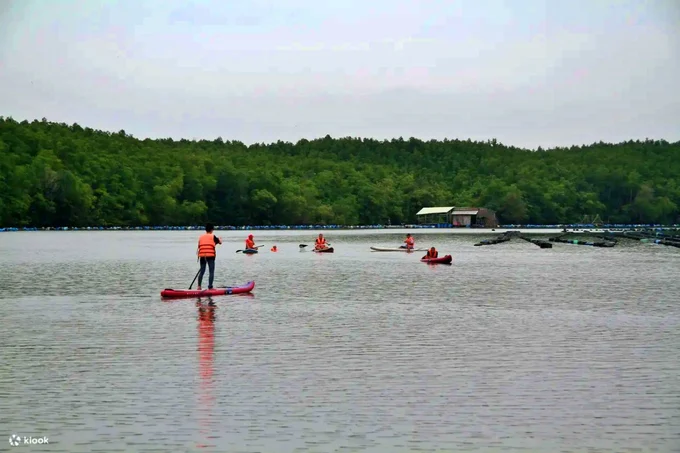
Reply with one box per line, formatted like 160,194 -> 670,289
416,207 -> 455,216
452,209 -> 480,216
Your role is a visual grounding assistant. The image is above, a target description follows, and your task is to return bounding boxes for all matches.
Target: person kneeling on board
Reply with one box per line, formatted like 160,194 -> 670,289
402,233 -> 415,250
197,223 -> 222,290
314,233 -> 329,250
423,247 -> 438,259
245,234 -> 257,250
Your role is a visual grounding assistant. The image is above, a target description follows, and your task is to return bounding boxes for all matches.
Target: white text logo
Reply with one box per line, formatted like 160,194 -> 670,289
8,435 -> 49,446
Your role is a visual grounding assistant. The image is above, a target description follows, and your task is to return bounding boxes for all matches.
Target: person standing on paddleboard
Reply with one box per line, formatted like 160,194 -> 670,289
196,223 -> 222,290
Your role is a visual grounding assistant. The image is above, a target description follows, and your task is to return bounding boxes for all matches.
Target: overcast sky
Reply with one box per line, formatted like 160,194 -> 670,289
1,0 -> 678,149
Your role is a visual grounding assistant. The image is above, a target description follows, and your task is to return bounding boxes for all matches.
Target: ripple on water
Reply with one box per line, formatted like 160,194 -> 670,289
0,230 -> 679,452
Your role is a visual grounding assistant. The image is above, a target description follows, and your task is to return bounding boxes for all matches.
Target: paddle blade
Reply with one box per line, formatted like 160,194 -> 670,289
299,244 -> 308,247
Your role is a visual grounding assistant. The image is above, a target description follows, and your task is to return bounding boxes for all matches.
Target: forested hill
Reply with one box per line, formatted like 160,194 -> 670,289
1,117 -> 679,227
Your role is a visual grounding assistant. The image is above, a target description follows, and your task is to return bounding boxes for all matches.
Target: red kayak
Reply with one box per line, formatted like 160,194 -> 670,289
420,255 -> 452,264
314,247 -> 334,253
161,281 -> 255,299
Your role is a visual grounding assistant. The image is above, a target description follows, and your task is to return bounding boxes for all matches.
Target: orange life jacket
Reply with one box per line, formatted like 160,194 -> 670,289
315,238 -> 326,245
245,238 -> 255,249
427,249 -> 438,258
405,237 -> 414,247
198,233 -> 217,257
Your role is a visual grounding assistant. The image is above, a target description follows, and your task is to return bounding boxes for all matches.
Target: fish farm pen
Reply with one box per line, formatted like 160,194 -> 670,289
474,229 -> 680,249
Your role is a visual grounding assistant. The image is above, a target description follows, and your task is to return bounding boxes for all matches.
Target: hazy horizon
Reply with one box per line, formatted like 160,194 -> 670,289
1,0 -> 679,150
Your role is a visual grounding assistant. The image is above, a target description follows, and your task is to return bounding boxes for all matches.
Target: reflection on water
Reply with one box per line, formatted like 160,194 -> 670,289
197,300 -> 216,450
0,230 -> 679,452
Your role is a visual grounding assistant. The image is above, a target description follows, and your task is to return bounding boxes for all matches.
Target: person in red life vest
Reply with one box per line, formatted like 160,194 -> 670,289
245,234 -> 256,250
314,233 -> 329,250
423,247 -> 438,259
403,233 -> 415,250
270,245 -> 278,252
196,223 -> 222,290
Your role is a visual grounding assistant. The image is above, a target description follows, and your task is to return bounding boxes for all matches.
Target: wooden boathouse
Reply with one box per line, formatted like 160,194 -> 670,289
416,206 -> 498,228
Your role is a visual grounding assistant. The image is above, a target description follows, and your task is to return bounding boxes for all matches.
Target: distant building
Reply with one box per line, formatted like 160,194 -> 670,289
415,206 -> 498,228
415,206 -> 455,225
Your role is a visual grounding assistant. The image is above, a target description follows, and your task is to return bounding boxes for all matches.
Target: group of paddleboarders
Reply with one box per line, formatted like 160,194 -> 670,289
241,232 -> 329,251
194,225 -> 439,289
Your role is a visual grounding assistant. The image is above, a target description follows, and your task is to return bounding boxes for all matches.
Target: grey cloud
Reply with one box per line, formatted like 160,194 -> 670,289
1,0 -> 678,150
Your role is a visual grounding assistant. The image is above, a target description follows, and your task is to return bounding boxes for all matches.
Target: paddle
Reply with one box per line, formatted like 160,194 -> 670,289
236,244 -> 264,253
188,267 -> 201,289
299,243 -> 331,250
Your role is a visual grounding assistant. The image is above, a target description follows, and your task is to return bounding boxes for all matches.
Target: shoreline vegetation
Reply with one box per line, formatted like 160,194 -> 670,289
2,224 -> 679,233
1,117 -> 679,229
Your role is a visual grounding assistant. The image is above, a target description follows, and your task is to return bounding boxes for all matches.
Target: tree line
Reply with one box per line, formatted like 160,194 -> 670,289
0,117 -> 678,227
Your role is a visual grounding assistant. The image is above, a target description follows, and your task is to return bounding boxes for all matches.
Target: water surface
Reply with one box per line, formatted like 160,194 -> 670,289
1,230 -> 679,452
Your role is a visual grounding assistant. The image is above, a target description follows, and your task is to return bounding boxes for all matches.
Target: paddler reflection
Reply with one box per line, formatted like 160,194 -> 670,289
196,299 -> 216,449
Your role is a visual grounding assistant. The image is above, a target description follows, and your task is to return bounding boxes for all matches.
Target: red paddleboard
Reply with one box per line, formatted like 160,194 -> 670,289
161,281 -> 255,299
420,255 -> 452,264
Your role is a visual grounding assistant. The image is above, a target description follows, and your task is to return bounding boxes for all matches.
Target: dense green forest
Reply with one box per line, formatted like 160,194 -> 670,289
1,117 -> 679,227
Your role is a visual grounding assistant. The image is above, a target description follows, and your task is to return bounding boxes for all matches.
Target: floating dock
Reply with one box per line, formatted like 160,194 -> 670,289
598,229 -> 680,248
548,233 -> 616,247
474,231 -> 553,248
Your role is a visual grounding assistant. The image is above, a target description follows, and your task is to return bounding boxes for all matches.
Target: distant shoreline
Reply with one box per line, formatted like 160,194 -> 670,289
1,224 -> 678,233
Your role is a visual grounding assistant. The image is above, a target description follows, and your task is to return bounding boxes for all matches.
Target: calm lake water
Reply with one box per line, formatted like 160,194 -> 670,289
1,229 -> 679,452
